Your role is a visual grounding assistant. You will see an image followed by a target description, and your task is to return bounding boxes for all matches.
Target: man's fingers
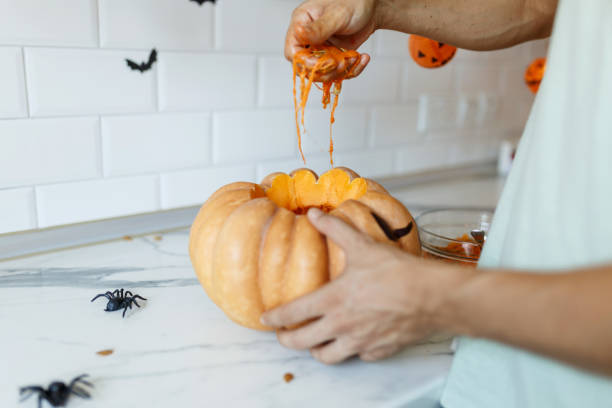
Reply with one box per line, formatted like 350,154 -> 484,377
310,338 -> 356,365
307,208 -> 371,254
276,317 -> 335,350
260,282 -> 338,328
346,54 -> 370,78
298,4 -> 351,46
285,5 -> 320,61
359,345 -> 400,362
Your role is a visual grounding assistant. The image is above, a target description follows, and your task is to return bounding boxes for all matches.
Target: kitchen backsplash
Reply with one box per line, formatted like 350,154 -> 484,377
0,0 -> 547,234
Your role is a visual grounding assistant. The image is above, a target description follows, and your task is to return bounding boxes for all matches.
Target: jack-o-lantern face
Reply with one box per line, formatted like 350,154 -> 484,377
409,35 -> 457,68
525,57 -> 546,93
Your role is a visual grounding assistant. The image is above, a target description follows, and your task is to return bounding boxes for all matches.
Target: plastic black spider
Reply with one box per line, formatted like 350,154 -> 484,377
19,374 -> 92,408
91,288 -> 147,318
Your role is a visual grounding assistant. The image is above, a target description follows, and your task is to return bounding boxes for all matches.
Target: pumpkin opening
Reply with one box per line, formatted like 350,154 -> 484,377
265,169 -> 368,214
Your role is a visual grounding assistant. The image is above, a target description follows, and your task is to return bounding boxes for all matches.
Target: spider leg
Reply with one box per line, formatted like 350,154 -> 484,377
120,288 -> 124,298
71,385 -> 91,399
124,290 -> 133,297
90,293 -> 111,302
112,289 -> 120,297
70,374 -> 92,388
122,303 -> 129,318
133,295 -> 147,301
75,379 -> 93,387
132,299 -> 141,307
19,386 -> 44,401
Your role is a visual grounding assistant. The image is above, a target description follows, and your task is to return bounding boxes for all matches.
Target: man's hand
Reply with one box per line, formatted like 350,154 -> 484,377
260,208 -> 472,364
285,0 -> 380,81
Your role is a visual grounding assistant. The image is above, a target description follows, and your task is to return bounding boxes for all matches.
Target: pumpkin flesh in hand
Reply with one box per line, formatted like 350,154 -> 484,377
189,168 -> 421,330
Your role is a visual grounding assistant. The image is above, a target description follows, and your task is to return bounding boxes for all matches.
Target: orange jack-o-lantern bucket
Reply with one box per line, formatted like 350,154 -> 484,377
409,35 -> 457,68
525,57 -> 546,93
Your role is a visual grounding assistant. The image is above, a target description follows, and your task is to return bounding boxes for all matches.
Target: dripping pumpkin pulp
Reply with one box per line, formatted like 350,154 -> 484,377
292,45 -> 361,165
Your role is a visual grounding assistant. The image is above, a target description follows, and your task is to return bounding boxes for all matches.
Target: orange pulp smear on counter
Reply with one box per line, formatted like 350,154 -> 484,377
292,45 -> 361,166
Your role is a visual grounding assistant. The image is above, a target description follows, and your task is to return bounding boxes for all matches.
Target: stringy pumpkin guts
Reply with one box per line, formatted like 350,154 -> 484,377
292,45 -> 361,165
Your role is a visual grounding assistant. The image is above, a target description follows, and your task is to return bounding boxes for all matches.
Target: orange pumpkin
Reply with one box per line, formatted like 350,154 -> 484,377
525,57 -> 546,93
409,35 -> 457,68
189,167 -> 421,330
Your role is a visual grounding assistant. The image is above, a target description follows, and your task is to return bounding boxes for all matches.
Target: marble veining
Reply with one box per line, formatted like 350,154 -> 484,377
0,231 -> 453,408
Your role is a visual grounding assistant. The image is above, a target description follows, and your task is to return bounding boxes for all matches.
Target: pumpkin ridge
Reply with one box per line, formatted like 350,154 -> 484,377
207,198 -> 250,307
190,189 -> 259,303
212,198 -> 276,329
257,204 -> 278,314
281,211 -> 298,306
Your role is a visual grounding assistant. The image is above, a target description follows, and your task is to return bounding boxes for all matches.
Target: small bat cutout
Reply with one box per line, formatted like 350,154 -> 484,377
126,49 -> 157,73
371,212 -> 414,242
190,0 -> 216,5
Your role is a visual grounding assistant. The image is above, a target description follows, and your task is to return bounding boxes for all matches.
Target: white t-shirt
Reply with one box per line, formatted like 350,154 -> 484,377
441,0 -> 612,406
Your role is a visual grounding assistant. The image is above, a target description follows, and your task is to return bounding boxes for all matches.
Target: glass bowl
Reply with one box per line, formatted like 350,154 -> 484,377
416,208 -> 494,266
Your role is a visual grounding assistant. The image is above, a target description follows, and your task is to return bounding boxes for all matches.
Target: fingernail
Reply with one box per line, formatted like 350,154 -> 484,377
260,315 -> 267,325
308,207 -> 323,220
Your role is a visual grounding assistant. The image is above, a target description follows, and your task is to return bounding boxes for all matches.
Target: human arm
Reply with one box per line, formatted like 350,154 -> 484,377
261,208 -> 612,376
286,0 -> 558,78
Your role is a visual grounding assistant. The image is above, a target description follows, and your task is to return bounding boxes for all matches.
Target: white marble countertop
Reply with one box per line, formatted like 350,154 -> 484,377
0,173 -> 505,408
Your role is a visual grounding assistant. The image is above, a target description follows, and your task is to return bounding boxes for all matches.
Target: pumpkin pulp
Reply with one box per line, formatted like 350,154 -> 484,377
292,45 -> 360,166
265,169 -> 367,214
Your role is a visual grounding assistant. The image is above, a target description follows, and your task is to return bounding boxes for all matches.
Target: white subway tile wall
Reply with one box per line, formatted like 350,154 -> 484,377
158,52 -> 256,111
101,113 -> 211,176
0,117 -> 100,188
0,0 -> 98,47
25,48 -> 156,116
0,188 -> 36,234
0,0 -> 548,234
0,47 -> 27,118
36,176 -> 159,228
98,0 -> 214,51
161,164 -> 255,209
212,109 -> 295,163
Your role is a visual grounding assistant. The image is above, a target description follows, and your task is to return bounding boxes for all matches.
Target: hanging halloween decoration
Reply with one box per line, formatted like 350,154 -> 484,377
189,167 -> 421,330
524,57 -> 546,93
409,35 -> 457,68
125,49 -> 157,73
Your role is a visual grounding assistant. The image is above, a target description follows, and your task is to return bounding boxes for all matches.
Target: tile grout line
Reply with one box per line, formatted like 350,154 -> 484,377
210,0 -> 217,51
95,0 -> 102,48
154,61 -> 160,112
30,185 -> 40,229
97,115 -> 105,178
253,55 -> 260,108
209,112 -> 216,165
20,47 -> 31,117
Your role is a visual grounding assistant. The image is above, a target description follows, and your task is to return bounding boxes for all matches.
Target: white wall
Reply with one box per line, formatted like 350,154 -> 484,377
0,0 -> 547,234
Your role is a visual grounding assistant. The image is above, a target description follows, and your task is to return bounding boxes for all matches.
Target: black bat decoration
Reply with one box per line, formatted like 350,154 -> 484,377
190,0 -> 216,5
371,212 -> 414,242
126,49 -> 157,73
